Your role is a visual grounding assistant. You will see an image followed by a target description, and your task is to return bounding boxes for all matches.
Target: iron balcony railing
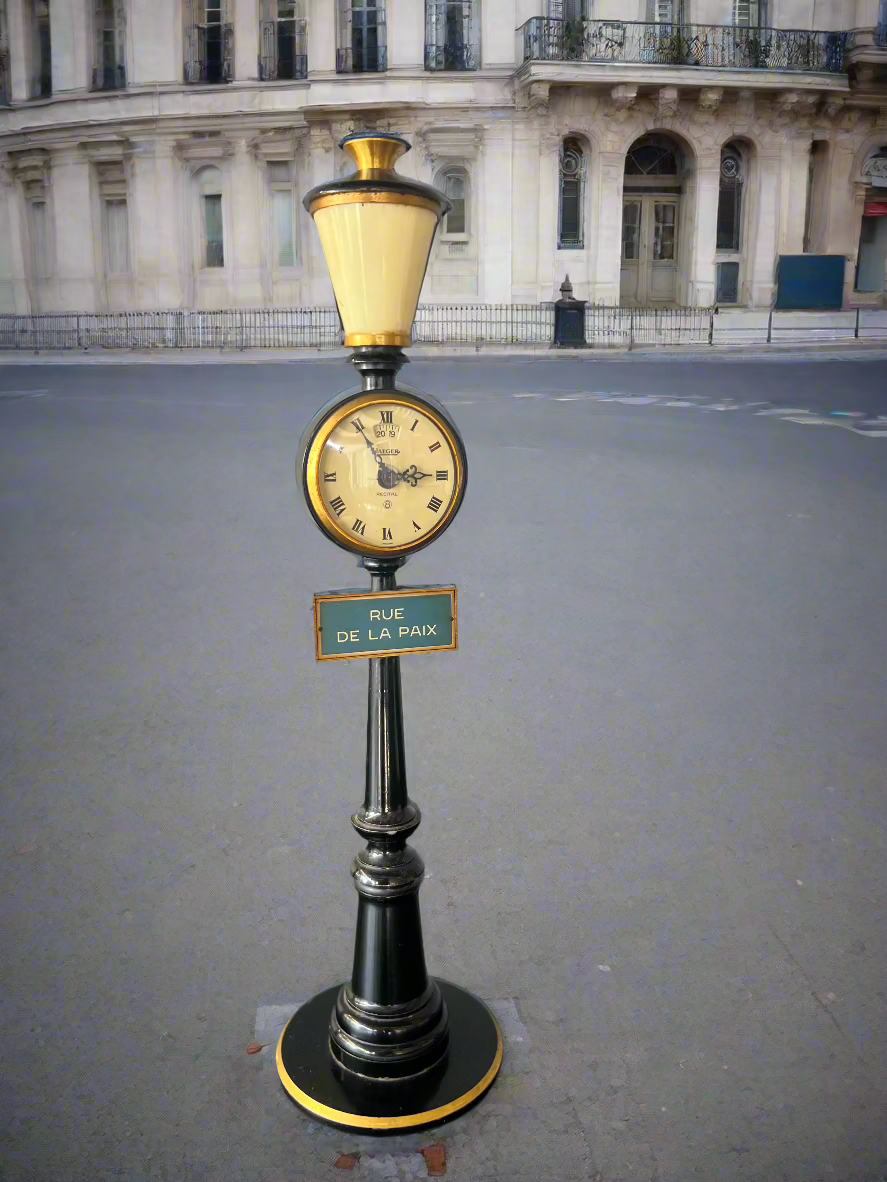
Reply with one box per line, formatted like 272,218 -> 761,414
337,44 -> 388,72
520,18 -> 847,73
91,62 -> 126,90
425,42 -> 477,70
259,18 -> 307,80
185,23 -> 234,83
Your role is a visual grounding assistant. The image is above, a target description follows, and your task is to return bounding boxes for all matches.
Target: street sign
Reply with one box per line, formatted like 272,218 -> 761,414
314,587 -> 457,661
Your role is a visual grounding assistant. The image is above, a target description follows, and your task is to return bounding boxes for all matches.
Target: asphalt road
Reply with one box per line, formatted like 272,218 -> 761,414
2,357 -> 886,1182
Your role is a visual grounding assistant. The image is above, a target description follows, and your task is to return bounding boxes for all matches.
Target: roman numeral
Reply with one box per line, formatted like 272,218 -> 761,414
411,419 -> 419,432
352,519 -> 366,536
427,496 -> 443,513
382,527 -> 393,541
351,418 -> 365,433
323,472 -> 336,482
428,441 -> 441,453
412,520 -> 422,532
436,470 -> 448,482
329,496 -> 346,516
380,410 -> 393,425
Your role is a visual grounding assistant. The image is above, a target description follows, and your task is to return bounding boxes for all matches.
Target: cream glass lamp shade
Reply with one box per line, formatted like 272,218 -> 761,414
304,134 -> 451,348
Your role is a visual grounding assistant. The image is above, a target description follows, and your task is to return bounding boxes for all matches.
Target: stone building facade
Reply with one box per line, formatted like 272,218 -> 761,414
0,0 -> 886,314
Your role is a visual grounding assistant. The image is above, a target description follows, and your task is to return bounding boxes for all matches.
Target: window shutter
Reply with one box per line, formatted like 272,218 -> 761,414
272,189 -> 295,266
104,199 -> 129,274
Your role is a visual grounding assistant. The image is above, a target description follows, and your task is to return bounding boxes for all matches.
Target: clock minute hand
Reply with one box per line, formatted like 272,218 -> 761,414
357,426 -> 385,466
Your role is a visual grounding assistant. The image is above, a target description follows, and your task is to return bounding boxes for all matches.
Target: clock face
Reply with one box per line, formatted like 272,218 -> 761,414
303,392 -> 466,556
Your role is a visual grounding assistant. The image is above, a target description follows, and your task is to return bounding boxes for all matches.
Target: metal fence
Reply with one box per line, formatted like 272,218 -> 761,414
1,305 -> 885,352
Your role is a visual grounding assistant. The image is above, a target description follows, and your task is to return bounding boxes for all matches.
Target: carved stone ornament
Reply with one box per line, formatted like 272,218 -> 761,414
862,152 -> 887,188
249,125 -> 309,161
418,125 -> 483,163
175,133 -> 234,161
698,88 -> 723,113
610,84 -> 638,112
657,87 -> 679,120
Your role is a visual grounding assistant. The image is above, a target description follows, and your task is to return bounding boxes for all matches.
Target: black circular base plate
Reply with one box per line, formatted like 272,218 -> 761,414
277,979 -> 502,1133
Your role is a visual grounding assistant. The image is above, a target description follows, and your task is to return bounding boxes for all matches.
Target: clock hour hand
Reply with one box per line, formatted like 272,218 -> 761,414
400,465 -> 432,487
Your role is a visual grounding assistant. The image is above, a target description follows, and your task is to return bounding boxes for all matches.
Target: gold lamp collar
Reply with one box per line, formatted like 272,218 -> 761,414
342,134 -> 410,180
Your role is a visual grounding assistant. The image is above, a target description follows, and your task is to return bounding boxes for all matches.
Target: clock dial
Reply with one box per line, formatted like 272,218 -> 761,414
303,393 -> 466,556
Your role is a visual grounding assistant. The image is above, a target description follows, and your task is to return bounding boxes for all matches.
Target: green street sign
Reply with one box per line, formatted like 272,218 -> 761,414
314,587 -> 458,662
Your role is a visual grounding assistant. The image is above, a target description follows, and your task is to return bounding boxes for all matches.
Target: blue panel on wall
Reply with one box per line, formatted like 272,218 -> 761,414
775,255 -> 845,310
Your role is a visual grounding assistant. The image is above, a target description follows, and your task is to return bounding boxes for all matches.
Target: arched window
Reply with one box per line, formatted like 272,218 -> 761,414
716,143 -> 744,252
558,137 -> 586,249
625,136 -> 679,177
194,166 -> 224,268
439,167 -> 469,237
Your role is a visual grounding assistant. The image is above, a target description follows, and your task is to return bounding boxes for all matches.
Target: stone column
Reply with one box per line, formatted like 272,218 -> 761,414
688,150 -> 720,307
0,163 -> 31,312
50,149 -> 96,311
388,0 -> 424,70
594,149 -> 625,306
303,124 -> 336,303
750,149 -> 781,308
6,0 -> 34,102
479,128 -> 512,303
511,117 -> 541,301
230,138 -> 264,305
233,0 -> 258,80
482,0 -> 517,67
129,0 -> 181,84
127,138 -> 185,308
307,0 -> 336,73
537,129 -> 560,302
49,0 -> 90,92
779,133 -> 812,256
822,140 -> 863,304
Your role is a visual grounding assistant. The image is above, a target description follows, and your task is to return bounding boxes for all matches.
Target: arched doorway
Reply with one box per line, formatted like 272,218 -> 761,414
620,134 -> 685,306
855,147 -> 887,296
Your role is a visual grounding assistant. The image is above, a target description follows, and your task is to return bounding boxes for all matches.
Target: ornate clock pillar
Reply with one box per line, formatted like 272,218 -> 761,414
275,133 -> 502,1133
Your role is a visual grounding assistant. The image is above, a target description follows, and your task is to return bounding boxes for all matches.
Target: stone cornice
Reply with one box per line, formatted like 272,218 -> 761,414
417,124 -> 483,162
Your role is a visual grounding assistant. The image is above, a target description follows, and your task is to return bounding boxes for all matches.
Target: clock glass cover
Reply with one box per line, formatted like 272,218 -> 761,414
303,393 -> 466,556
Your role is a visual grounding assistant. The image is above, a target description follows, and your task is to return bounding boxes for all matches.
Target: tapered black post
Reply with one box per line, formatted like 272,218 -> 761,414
328,350 -> 449,1083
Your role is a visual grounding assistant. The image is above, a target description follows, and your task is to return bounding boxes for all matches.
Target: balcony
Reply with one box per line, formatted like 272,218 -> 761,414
844,24 -> 887,74
520,18 -> 847,74
91,63 -> 126,91
337,44 -> 387,73
259,18 -> 307,80
185,23 -> 234,84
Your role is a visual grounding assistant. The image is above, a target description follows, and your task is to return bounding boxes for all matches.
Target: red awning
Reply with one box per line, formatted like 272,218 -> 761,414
864,201 -> 887,216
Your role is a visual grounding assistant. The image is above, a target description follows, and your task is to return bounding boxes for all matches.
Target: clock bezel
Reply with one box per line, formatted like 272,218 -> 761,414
300,386 -> 467,558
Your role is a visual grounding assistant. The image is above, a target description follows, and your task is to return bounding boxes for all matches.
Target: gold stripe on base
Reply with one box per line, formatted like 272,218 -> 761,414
276,1021 -> 503,1131
344,331 -> 412,347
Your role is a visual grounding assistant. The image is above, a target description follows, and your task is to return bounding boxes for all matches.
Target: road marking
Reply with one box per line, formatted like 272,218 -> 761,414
755,408 -> 811,416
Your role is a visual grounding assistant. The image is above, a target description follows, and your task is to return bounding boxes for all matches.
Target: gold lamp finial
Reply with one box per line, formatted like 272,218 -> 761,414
342,134 -> 410,178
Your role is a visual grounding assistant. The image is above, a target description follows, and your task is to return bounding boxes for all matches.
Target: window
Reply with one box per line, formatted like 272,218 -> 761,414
185,0 -> 233,83
93,0 -> 126,89
260,0 -> 307,79
438,168 -> 468,237
1,0 -> 10,105
647,0 -> 683,21
96,160 -> 130,275
625,136 -> 679,177
29,200 -> 50,277
32,0 -> 51,97
733,0 -> 766,26
547,1 -> 588,16
425,2 -> 476,71
558,138 -> 586,249
195,166 -> 224,267
338,0 -> 387,73
268,160 -> 296,267
103,199 -> 130,275
716,143 -> 743,252
716,261 -> 740,304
